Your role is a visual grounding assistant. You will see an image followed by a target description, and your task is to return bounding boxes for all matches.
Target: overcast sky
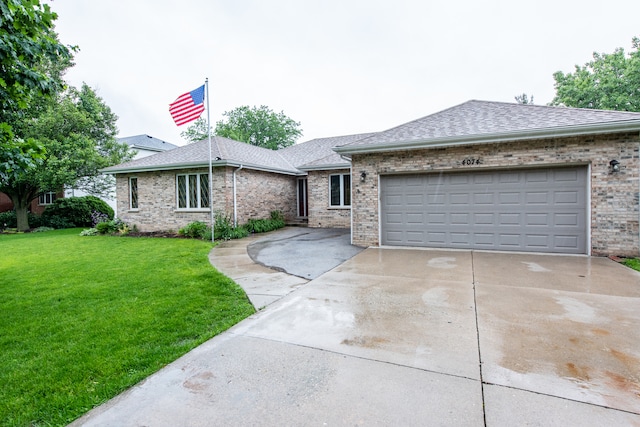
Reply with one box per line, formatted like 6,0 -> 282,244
50,0 -> 640,146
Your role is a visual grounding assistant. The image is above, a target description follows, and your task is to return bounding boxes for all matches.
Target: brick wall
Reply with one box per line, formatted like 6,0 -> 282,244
350,133 -> 640,256
115,166 -> 297,232
307,169 -> 351,228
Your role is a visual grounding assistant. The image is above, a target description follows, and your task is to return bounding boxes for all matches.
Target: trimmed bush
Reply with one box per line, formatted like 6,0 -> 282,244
179,221 -> 209,239
0,211 -> 44,229
96,218 -> 128,235
42,196 -> 114,228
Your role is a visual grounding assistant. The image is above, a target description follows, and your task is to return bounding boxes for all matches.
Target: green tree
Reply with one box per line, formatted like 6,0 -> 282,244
180,117 -> 210,143
515,93 -> 534,104
551,36 -> 640,111
214,105 -> 303,150
0,0 -> 74,194
1,84 -> 132,230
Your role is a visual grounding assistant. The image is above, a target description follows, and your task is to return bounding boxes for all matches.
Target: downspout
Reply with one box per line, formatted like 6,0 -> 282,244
233,164 -> 243,227
340,155 -> 354,245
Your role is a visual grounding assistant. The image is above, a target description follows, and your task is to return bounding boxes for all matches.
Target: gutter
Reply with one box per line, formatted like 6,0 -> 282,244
101,160 -> 304,176
333,121 -> 640,155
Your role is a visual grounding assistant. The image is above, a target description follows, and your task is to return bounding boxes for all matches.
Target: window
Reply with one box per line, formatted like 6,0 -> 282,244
129,177 -> 138,210
177,173 -> 210,209
38,191 -> 56,205
329,174 -> 351,207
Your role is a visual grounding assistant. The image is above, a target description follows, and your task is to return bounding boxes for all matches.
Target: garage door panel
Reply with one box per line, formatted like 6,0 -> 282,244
380,167 -> 587,254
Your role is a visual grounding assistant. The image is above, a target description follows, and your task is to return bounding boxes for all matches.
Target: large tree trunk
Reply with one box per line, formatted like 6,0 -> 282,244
12,196 -> 31,231
3,182 -> 39,231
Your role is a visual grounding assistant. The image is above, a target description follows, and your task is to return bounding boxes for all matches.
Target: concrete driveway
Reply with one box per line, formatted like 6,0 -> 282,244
72,229 -> 640,426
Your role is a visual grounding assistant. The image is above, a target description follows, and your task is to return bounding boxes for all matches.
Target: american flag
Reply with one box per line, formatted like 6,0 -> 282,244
169,85 -> 205,126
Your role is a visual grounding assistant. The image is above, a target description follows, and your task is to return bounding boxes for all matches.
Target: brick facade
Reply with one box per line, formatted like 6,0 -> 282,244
307,169 -> 351,228
350,133 -> 640,257
115,167 -> 297,232
0,191 -> 64,215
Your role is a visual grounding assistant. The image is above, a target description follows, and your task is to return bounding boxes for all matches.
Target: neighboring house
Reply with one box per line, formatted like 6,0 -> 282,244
0,190 -> 64,215
118,134 -> 179,160
104,101 -> 640,257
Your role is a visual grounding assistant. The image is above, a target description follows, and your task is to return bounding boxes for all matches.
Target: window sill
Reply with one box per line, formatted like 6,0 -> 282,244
328,206 -> 351,210
128,209 -> 139,212
175,209 -> 211,213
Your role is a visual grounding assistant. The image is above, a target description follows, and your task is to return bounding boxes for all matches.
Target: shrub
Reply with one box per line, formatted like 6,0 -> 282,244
80,228 -> 99,236
245,211 -> 286,234
178,221 -> 209,239
214,213 -> 234,240
91,211 -> 110,227
0,211 -> 16,228
96,218 -> 128,235
42,196 -> 114,228
0,211 -> 44,229
31,226 -> 55,233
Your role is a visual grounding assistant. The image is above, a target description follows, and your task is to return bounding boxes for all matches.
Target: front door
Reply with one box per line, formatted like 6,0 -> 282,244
297,178 -> 308,218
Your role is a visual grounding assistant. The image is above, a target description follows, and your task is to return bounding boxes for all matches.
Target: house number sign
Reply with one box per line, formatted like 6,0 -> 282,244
461,157 -> 482,166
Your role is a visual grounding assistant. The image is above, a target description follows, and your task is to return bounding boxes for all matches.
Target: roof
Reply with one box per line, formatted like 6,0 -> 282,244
280,133 -> 376,170
118,134 -> 179,152
104,136 -> 300,175
104,132 -> 376,175
334,100 -> 640,154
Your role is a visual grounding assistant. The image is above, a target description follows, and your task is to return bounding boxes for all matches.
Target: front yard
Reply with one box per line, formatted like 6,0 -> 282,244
0,229 -> 255,426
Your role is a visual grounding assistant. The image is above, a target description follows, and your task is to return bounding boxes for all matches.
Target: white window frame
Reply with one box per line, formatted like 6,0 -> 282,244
38,191 -> 56,206
176,173 -> 210,210
329,173 -> 351,208
129,177 -> 139,210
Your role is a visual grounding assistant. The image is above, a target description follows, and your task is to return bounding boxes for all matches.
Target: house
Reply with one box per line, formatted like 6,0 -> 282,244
103,133 -> 374,231
104,101 -> 640,257
66,134 -> 179,212
118,134 -> 179,159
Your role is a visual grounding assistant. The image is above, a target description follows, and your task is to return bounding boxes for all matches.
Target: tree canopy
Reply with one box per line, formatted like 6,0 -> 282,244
214,105 -> 302,150
551,36 -> 640,111
0,0 -> 74,194
1,83 -> 132,230
180,117 -> 210,143
514,93 -> 534,104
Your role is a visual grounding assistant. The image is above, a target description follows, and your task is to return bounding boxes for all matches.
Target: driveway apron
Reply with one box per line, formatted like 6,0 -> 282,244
71,229 -> 640,426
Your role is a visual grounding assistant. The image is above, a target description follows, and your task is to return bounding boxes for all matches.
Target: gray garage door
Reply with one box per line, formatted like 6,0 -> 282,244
380,167 -> 587,254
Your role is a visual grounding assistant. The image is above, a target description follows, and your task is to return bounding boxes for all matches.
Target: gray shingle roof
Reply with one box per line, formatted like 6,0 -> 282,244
280,133 -> 376,170
104,133 -> 377,174
103,136 -> 299,175
335,100 -> 640,154
118,134 -> 178,152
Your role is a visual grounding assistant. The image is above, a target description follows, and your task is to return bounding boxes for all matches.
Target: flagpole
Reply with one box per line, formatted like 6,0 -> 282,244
205,78 -> 214,243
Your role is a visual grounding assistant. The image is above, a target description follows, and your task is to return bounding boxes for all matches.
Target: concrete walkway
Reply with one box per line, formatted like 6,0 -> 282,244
71,228 -> 640,426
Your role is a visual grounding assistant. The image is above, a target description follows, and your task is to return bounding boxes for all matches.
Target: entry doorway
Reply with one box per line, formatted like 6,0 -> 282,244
297,178 -> 308,218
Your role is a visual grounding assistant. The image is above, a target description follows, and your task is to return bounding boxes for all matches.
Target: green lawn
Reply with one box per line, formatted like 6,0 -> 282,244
0,229 -> 255,426
622,257 -> 640,272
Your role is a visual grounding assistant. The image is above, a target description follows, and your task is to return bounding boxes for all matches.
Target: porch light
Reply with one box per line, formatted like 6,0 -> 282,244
360,171 -> 367,182
609,159 -> 620,173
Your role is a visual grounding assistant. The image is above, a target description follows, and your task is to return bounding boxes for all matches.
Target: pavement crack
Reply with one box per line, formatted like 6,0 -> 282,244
471,251 -> 488,426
